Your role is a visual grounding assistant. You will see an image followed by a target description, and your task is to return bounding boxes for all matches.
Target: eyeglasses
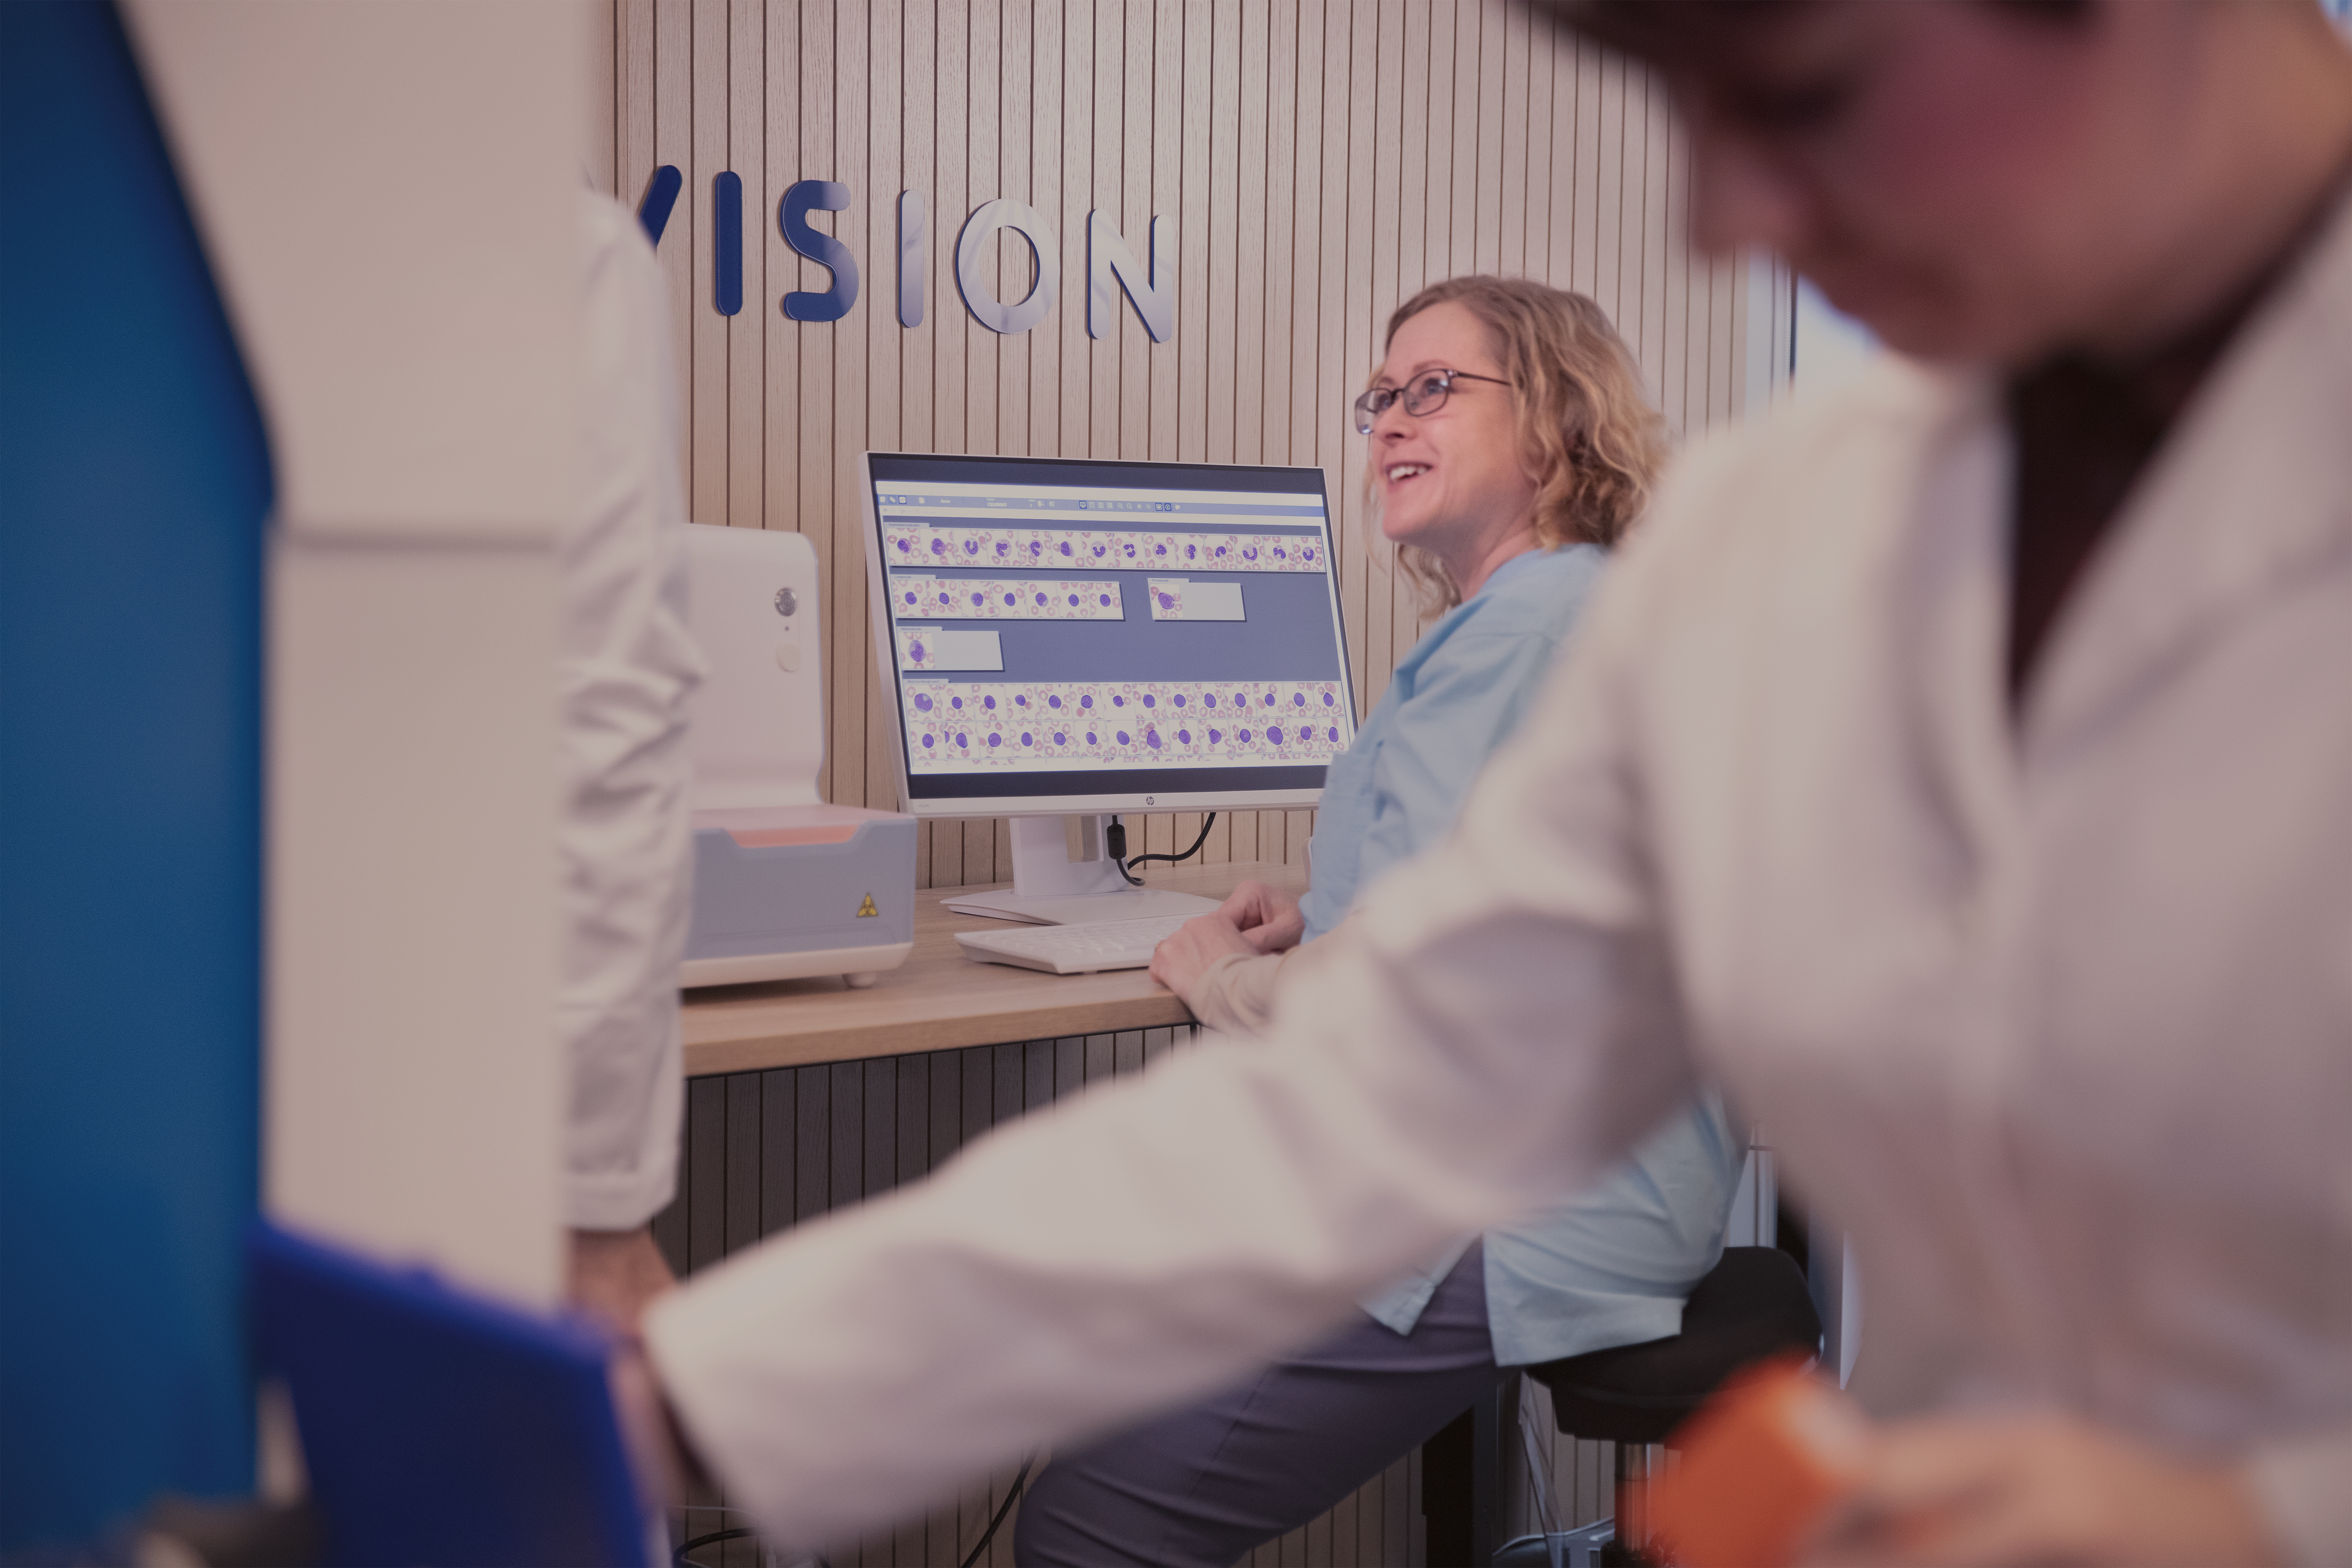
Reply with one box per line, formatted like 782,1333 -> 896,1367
1352,368 -> 1513,435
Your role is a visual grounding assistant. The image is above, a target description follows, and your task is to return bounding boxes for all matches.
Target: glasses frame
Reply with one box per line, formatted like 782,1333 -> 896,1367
1352,368 -> 1514,435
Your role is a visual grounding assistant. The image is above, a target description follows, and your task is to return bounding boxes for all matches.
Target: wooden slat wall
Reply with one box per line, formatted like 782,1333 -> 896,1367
656,1024 -> 1669,1564
598,0 -> 1761,892
654,1025 -> 1436,1567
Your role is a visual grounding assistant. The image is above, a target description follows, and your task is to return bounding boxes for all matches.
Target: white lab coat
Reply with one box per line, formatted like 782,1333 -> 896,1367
646,192 -> 2352,1563
559,192 -> 703,1230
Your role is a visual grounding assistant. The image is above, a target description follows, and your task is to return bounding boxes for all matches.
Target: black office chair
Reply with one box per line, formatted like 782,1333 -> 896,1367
1498,1246 -> 1822,1567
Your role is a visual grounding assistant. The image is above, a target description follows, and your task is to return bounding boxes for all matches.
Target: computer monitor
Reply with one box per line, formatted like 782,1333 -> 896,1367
861,452 -> 1357,922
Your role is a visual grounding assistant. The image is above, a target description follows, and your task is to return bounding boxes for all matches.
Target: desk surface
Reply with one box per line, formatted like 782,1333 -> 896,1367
681,859 -> 1306,1077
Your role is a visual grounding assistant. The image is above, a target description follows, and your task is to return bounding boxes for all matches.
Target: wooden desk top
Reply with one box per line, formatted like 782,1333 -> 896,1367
681,859 -> 1306,1076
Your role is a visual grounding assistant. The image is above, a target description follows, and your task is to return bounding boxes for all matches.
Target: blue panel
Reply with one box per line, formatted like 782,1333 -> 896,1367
248,1225 -> 649,1567
714,170 -> 743,315
0,2 -> 268,1548
638,163 -> 682,247
780,179 -> 860,323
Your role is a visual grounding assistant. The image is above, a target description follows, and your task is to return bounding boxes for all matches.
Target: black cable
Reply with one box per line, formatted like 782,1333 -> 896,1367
675,1526 -> 830,1567
1118,812 -> 1218,874
956,1454 -> 1035,1568
674,1526 -> 756,1567
1103,818 -> 1145,886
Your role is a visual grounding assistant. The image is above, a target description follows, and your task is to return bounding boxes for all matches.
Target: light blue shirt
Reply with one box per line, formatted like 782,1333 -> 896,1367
1303,544 -> 1740,1366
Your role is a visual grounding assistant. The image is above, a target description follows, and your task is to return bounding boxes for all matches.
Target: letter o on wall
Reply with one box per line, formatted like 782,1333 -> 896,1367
955,199 -> 1058,335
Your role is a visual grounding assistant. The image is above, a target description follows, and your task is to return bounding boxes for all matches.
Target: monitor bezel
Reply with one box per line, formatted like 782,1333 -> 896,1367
861,451 -> 1357,821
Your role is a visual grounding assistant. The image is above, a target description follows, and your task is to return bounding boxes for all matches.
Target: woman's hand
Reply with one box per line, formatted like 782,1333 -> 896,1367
1216,879 -> 1305,954
1800,1413 -> 2281,1568
1149,912 -> 1261,1002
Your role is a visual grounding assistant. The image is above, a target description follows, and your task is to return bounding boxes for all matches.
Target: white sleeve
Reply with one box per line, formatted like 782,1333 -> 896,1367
2248,1431 -> 2352,1568
559,192 -> 704,1231
642,539 -> 1699,1550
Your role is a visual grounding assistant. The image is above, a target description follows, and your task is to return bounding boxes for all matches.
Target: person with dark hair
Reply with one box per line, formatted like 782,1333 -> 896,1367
1011,278 -> 1735,1568
630,6 -> 2352,1564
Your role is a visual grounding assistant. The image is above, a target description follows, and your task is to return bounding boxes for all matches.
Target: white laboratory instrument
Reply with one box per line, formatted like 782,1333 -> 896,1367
681,524 -> 916,989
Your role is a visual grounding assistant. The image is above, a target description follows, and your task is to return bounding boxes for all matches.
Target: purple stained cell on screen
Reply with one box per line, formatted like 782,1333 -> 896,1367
1049,694 -> 1063,709
996,541 -> 1011,558
1304,547 -> 1317,563
1146,729 -> 1161,750
1091,544 -> 1106,558
1327,726 -> 1340,743
1154,543 -> 1168,558
1004,592 -> 1018,606
1293,692 -> 1305,707
983,694 -> 997,710
1021,732 -> 1033,746
1273,545 -> 1286,560
903,590 -> 918,606
1208,728 -> 1223,743
1015,694 -> 1028,707
1054,731 -> 1067,744
1214,544 -> 1229,559
1263,692 -> 1277,706
1112,694 -> 1125,707
988,733 -> 1001,747
1156,592 -> 1175,611
1243,546 -> 1259,561
1177,728 -> 1192,744
1098,593 -> 1112,606
1123,543 -> 1138,559
1081,694 -> 1094,708
950,695 -> 964,710
931,538 -> 949,557
1116,730 -> 1131,745
956,731 -> 970,748
1085,730 -> 1099,745
964,539 -> 981,556
1142,694 -> 1155,709
1323,691 -> 1336,705
1172,694 -> 1185,708
1184,543 -> 1198,561
1269,726 -> 1284,744
1204,694 -> 1217,708
896,538 -> 912,555
1034,591 -> 1048,606
970,591 -> 986,607
1059,541 -> 1074,557
914,691 -> 933,711
922,734 -> 935,748
1238,728 -> 1252,743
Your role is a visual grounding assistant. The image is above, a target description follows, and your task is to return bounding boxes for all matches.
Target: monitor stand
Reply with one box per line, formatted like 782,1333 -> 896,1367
941,814 -> 1224,926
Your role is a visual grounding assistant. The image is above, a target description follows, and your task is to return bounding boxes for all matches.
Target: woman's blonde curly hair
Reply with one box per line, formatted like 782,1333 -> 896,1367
1375,276 -> 1668,610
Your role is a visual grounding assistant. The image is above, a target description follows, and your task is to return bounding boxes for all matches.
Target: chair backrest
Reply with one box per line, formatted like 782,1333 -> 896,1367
1530,1247 -> 1822,1446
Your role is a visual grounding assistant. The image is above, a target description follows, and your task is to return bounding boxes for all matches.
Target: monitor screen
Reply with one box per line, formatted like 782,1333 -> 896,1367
863,453 -> 1358,818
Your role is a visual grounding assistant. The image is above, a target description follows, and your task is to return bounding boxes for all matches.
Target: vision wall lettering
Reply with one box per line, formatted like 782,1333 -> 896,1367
636,165 -> 1172,342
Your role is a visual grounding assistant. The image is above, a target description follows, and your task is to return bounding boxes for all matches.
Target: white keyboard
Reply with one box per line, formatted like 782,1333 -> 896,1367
953,913 -> 1198,975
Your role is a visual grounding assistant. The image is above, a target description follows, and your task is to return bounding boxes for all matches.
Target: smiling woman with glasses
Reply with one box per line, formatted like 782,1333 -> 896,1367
1012,277 -> 1727,1568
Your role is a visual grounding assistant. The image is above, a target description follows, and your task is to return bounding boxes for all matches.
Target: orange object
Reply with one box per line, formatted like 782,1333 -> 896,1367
1651,1355 -> 1869,1568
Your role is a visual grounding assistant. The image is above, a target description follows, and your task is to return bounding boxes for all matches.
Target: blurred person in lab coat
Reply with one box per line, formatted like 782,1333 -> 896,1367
622,5 -> 2352,1564
558,189 -> 702,1334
